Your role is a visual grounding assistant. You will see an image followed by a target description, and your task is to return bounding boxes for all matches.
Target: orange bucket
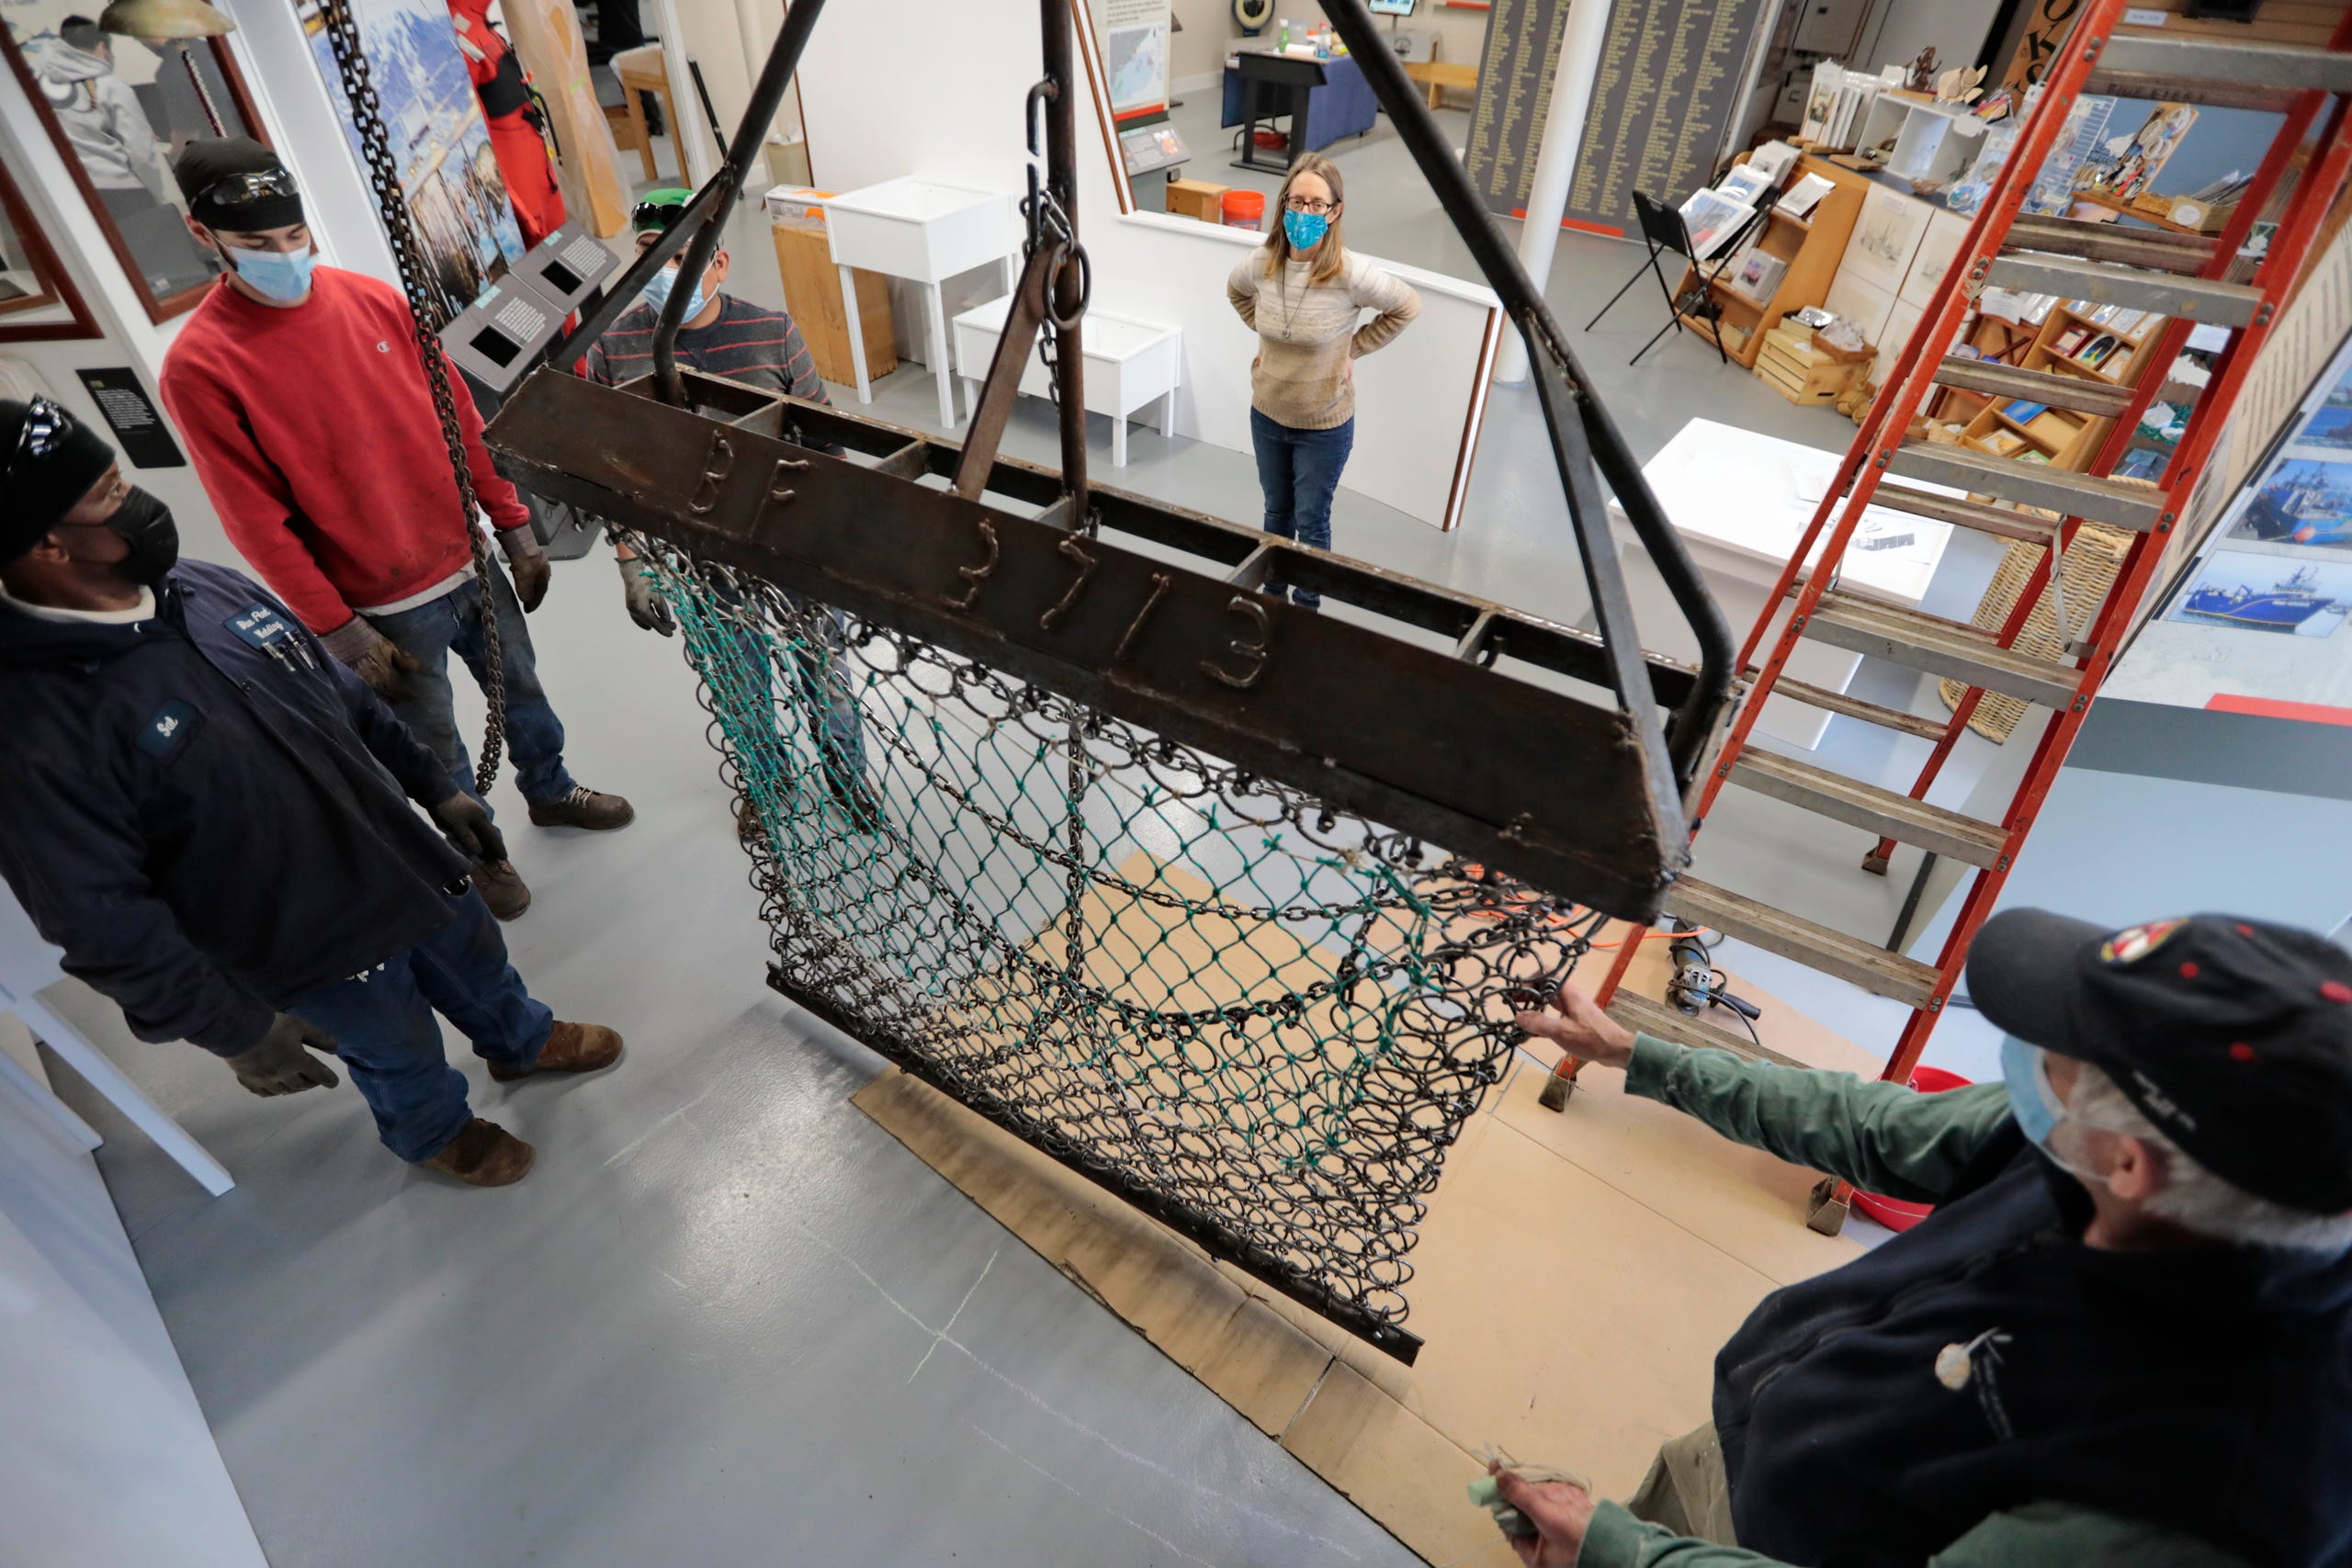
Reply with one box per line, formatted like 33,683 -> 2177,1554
1222,188 -> 1266,231
1850,1066 -> 1974,1232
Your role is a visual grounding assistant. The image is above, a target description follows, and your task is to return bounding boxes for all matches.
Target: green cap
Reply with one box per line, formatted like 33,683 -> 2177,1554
630,188 -> 695,233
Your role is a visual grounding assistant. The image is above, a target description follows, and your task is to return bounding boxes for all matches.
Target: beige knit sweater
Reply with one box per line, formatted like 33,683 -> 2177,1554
1227,246 -> 1421,431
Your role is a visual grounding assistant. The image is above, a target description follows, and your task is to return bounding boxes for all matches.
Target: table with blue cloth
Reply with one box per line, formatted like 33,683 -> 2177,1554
1221,50 -> 1378,163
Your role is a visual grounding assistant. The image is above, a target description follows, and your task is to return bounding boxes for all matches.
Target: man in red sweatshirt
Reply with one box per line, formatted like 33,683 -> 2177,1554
157,138 -> 628,921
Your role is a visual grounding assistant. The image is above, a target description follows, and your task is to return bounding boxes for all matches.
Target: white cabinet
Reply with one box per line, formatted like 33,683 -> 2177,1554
823,177 -> 1021,428
952,296 -> 1182,468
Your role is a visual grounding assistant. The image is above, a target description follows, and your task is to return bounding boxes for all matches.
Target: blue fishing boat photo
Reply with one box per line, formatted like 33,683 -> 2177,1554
2181,564 -> 2341,632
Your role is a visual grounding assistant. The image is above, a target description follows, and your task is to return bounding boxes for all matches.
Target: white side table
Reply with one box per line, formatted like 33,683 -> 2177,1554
0,883 -> 233,1196
825,177 -> 1019,429
1605,418 -> 1960,750
952,296 -> 1182,468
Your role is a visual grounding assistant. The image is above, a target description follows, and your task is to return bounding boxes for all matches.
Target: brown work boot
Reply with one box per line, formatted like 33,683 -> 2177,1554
527,784 -> 636,830
413,1118 -> 535,1186
472,859 -> 531,920
490,1021 -> 625,1082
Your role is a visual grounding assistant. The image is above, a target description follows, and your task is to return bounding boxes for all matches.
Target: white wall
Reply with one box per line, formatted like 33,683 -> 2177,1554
795,0 -> 1503,529
0,1023 -> 267,1568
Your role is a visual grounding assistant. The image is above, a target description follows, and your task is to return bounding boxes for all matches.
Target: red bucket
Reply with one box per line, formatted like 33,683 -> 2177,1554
1850,1066 -> 1973,1232
1222,188 -> 1267,231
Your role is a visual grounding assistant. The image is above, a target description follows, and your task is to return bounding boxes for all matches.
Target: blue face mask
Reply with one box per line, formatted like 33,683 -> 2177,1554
1283,208 -> 1331,251
2001,1034 -> 2065,1147
641,264 -> 708,323
222,243 -> 315,304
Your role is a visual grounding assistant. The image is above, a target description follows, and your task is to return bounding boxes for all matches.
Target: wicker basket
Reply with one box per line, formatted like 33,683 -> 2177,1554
1939,523 -> 2132,741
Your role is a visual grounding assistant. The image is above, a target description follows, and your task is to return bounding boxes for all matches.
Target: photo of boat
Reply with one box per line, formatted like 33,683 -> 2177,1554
2239,458 -> 2352,548
2178,563 -> 2346,634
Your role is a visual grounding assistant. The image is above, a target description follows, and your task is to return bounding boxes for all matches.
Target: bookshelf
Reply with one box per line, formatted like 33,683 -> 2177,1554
1672,154 -> 1868,369
1953,300 -> 2160,469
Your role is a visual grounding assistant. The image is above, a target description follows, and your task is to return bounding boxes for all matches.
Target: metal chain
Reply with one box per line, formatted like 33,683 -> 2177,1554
318,0 -> 507,798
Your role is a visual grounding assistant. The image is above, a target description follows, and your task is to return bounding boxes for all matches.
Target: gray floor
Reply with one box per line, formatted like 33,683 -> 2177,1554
52,105 -> 2023,1568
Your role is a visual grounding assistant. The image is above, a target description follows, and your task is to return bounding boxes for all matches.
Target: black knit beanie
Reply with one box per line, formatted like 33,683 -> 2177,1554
173,137 -> 305,231
1,398 -> 117,563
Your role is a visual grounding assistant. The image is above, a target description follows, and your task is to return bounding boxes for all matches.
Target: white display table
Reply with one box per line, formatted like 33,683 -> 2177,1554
951,296 -> 1182,468
823,176 -> 1020,428
1605,418 -> 1959,749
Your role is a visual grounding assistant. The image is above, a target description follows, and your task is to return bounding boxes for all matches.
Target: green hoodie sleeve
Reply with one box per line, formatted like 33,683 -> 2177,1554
1577,1500 -> 2251,1568
1621,1034 -> 2014,1203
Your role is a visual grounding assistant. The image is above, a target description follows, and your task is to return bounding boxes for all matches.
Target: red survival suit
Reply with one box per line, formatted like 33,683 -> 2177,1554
447,0 -> 566,246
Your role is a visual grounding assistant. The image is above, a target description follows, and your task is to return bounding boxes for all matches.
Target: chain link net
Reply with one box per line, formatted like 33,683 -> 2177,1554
620,527 -> 1600,1339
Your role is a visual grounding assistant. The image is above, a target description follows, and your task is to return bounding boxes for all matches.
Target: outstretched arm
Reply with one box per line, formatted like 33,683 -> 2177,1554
1518,982 -> 2010,1202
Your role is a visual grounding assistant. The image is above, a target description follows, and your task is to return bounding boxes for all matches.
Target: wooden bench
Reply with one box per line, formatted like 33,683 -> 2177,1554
1403,60 -> 1477,109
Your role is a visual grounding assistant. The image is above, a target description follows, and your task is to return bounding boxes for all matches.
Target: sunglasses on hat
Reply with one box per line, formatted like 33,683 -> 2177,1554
5,396 -> 74,487
198,168 -> 300,209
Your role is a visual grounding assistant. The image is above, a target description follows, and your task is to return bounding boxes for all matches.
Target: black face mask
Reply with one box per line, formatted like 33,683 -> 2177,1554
105,487 -> 180,585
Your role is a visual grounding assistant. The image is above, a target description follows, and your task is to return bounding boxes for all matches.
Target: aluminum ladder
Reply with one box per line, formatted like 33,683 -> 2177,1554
1553,0 -> 2352,1234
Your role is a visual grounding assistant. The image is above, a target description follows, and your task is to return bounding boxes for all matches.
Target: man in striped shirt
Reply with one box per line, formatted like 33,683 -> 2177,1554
586,190 -> 877,834
584,190 -> 824,399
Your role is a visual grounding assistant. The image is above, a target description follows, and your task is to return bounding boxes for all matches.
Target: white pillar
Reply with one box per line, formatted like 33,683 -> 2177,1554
1493,0 -> 1616,386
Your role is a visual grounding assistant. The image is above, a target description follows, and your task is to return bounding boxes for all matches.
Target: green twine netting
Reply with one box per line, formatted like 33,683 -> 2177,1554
627,530 -> 1598,1333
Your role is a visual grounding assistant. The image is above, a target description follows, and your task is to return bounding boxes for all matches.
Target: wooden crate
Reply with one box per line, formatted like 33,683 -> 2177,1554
770,221 -> 898,387
1755,323 -> 1863,404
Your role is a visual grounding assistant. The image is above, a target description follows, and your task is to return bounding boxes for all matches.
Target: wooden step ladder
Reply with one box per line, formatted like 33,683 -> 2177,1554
1544,0 -> 2352,1234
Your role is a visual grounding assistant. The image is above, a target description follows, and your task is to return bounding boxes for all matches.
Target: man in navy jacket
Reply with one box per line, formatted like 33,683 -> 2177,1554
0,397 -> 622,1185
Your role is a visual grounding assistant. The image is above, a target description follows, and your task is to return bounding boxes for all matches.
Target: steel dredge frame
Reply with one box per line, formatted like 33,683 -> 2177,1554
489,0 -> 1736,1360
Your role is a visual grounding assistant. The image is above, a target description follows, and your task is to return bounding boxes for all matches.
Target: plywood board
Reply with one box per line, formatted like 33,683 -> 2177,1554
852,859 -> 1871,1562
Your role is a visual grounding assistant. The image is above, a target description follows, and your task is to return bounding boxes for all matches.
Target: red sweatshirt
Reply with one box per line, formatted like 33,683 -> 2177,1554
158,267 -> 534,634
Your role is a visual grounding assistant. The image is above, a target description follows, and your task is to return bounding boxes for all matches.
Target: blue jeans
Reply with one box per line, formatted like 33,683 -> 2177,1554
1250,409 -> 1354,608
369,566 -> 577,809
287,892 -> 553,1162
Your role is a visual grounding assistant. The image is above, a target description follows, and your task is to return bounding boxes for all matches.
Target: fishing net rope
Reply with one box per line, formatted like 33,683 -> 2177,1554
623,528 -> 1600,1350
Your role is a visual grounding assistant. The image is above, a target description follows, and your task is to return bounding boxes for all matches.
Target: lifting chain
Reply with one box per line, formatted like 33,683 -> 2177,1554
318,0 -> 507,798
1022,79 -> 1090,408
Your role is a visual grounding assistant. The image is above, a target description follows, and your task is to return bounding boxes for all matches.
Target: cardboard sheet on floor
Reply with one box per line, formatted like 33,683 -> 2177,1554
853,859 -> 1873,1563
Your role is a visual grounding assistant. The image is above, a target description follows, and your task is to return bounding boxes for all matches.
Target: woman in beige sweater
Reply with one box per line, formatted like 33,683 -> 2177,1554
1225,153 -> 1419,608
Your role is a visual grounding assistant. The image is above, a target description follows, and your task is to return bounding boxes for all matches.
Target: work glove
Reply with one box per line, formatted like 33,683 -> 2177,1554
501,526 -> 551,613
225,1012 -> 341,1097
322,616 -> 422,702
617,555 -> 675,637
432,793 -> 508,864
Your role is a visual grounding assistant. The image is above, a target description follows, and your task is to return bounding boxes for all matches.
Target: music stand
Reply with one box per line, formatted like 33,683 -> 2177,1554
1586,191 -> 1763,367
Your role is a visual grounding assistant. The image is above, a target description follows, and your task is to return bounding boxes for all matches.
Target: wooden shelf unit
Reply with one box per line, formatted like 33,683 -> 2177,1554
1673,154 -> 1868,369
1954,300 -> 2157,470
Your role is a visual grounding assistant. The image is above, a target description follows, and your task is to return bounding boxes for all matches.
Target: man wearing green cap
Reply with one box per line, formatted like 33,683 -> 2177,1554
586,190 -> 876,833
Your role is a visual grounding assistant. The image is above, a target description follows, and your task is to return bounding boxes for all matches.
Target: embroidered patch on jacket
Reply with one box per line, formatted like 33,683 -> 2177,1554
136,699 -> 201,758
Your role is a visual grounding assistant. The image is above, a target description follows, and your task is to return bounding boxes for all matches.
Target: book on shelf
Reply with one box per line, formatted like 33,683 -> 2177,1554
1717,164 -> 1776,206
1747,141 -> 1802,186
2079,333 -> 2120,367
1680,187 -> 1758,259
1724,244 -> 1789,303
1776,172 -> 1837,218
1973,429 -> 2030,457
2052,325 -> 2090,355
2005,399 -> 2050,423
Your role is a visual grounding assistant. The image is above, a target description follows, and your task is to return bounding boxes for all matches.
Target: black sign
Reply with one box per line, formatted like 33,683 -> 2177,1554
1561,0 -> 1772,237
74,367 -> 186,469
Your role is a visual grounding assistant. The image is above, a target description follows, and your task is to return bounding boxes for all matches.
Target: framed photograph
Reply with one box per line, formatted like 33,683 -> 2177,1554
298,0 -> 525,321
2234,457 -> 2352,550
0,139 -> 99,340
0,14 -> 266,322
1679,187 -> 1755,261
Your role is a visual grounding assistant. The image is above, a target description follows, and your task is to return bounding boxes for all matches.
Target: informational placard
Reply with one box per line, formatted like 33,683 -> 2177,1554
74,367 -> 186,470
1102,0 -> 1173,122
1544,0 -> 1772,238
1464,0 -> 1569,220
